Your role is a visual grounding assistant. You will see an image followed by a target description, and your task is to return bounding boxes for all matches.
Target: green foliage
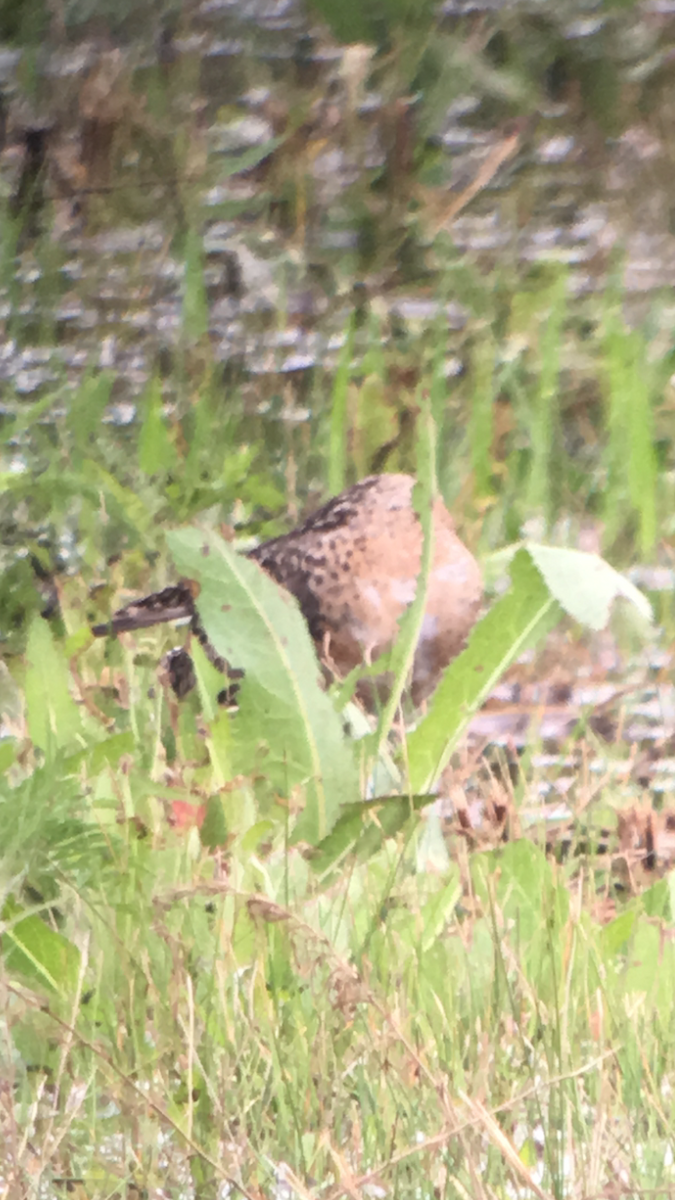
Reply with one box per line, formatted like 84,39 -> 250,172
407,541 -> 650,792
526,541 -> 652,629
67,372 -> 114,461
469,329 -> 495,498
138,374 -> 179,478
25,615 -> 83,757
2,898 -> 81,995
369,401 -> 438,756
168,526 -> 360,843
526,269 -> 566,520
182,227 -> 209,343
406,548 -> 562,792
1,235 -> 669,1189
327,312 -> 355,496
0,520 -> 669,1192
306,0 -> 435,47
2,3 -> 675,1184
603,304 -> 659,554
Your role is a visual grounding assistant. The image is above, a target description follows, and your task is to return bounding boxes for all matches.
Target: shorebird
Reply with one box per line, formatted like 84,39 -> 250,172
92,473 -> 482,705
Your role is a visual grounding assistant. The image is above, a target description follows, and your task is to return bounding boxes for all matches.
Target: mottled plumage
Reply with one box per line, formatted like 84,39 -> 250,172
92,473 -> 482,705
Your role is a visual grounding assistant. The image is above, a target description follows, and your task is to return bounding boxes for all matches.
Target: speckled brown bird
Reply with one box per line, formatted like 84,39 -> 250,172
92,473 -> 482,705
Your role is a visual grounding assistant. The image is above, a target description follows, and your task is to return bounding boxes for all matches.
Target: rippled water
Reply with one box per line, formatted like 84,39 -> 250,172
1,0 -> 675,413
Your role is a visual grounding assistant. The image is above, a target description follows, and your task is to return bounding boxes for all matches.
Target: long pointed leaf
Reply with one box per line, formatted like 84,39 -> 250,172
168,528 -> 359,843
407,550 -> 561,794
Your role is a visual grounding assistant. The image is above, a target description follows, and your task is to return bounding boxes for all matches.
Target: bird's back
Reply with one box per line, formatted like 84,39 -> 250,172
250,474 -> 481,703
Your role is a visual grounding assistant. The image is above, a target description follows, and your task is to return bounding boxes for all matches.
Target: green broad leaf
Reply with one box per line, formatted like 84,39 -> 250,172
407,548 -> 562,794
191,637 -> 226,723
25,617 -> 82,758
204,708 -> 235,792
168,528 -> 359,844
406,543 -> 651,794
525,542 -> 652,629
2,901 -> 81,995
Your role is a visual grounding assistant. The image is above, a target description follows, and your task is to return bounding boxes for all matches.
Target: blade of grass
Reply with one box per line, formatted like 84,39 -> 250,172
328,312 -> 356,495
368,396 -> 437,763
526,268 -> 566,522
469,327 -> 495,498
